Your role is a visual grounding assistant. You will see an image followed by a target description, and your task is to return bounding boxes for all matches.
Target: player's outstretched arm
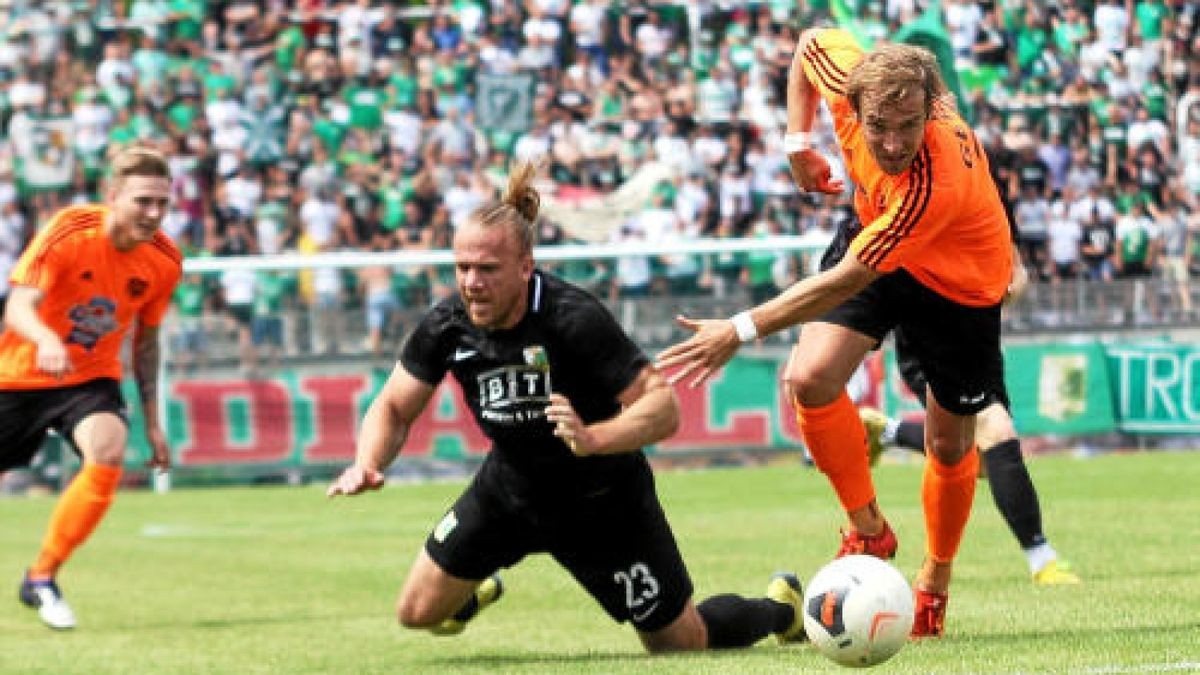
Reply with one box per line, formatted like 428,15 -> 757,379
4,285 -> 72,379
545,366 -> 679,457
657,256 -> 879,387
327,364 -> 436,497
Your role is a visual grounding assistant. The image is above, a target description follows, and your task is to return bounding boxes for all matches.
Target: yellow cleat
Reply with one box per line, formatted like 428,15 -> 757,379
766,573 -> 808,644
430,574 -> 504,636
1033,559 -> 1081,586
859,407 -> 889,466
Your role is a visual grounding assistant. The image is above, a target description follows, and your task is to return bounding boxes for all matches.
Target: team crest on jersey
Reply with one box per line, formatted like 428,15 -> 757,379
127,277 -> 149,299
66,296 -> 118,350
523,345 -> 549,372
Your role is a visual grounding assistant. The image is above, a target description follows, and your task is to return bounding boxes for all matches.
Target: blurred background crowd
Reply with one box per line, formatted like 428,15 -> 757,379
0,0 -> 1197,371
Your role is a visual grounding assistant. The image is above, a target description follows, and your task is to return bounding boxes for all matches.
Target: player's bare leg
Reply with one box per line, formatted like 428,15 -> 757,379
396,549 -> 501,634
638,601 -> 708,652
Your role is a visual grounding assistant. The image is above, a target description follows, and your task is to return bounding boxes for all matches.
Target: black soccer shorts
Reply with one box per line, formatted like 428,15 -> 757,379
0,378 -> 128,471
424,454 -> 694,633
893,326 -> 1012,412
819,268 -> 1005,416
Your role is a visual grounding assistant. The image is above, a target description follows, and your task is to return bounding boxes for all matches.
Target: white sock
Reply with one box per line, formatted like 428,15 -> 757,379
880,419 -> 900,446
1024,542 -> 1058,574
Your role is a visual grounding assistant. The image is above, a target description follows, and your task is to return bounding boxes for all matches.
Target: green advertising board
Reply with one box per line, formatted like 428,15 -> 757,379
94,340 -> 1196,483
1104,342 -> 1200,433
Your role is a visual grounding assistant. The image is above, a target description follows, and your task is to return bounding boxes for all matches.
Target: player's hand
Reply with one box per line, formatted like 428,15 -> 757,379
144,425 -> 172,471
35,337 -> 72,379
787,148 -> 844,195
1004,255 -> 1030,306
544,393 -> 593,455
655,315 -> 742,388
326,465 -> 386,497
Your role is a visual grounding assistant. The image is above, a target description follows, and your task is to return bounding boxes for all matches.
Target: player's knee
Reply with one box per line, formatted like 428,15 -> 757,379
395,594 -> 442,629
926,435 -> 970,464
72,413 -> 128,466
783,369 -> 841,407
639,613 -> 707,653
975,405 -> 1016,448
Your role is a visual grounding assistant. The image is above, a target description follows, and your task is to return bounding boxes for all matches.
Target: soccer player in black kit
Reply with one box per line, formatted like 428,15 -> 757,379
327,161 -> 806,651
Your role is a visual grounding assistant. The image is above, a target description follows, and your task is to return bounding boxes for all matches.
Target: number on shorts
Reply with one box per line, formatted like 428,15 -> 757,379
613,562 -> 661,611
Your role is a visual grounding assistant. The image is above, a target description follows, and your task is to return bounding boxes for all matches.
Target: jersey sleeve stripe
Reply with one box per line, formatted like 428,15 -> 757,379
22,215 -> 97,283
803,43 -> 847,95
860,148 -> 933,268
858,152 -> 926,266
151,238 -> 183,266
870,148 -> 934,267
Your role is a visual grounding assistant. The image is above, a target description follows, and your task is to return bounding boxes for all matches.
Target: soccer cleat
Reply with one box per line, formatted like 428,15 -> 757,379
430,574 -> 503,636
19,573 -> 76,630
1033,559 -> 1081,586
837,521 -> 898,560
765,572 -> 808,644
858,407 -> 889,466
910,587 -> 947,638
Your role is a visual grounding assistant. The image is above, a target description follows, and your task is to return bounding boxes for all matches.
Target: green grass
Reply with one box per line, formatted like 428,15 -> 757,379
2,452 -> 1199,674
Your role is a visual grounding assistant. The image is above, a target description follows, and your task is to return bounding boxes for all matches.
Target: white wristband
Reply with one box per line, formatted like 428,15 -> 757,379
730,311 -> 758,343
783,131 -> 813,153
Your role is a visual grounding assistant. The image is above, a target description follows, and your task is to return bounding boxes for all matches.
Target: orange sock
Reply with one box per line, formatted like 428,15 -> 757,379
922,447 -> 979,563
796,391 -> 876,511
29,463 -> 123,578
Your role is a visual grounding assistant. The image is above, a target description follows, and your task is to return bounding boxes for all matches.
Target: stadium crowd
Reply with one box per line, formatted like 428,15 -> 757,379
0,0 -> 1197,365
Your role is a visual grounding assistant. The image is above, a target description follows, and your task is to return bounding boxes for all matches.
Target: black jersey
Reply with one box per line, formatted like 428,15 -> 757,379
401,270 -> 651,498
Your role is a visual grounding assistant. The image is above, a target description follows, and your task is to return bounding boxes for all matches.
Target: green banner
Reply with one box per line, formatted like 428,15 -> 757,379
1005,343 -> 1115,434
85,340 -> 1198,484
1104,342 -> 1200,433
882,342 -> 1115,434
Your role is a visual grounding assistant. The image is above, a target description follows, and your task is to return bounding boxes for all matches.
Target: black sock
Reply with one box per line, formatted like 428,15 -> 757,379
983,439 -> 1046,549
896,420 -> 925,452
451,594 -> 479,622
697,594 -> 794,648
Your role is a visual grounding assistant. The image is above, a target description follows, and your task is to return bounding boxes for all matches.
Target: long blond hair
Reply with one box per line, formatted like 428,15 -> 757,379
846,42 -> 952,119
466,160 -> 541,254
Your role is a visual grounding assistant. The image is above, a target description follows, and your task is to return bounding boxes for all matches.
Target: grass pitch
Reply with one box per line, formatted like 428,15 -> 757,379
2,452 -> 1198,674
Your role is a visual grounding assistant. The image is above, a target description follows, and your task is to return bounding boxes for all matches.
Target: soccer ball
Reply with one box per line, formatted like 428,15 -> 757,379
802,555 -> 914,668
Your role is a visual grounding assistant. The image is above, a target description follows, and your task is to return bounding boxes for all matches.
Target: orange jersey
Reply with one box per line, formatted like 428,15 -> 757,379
800,28 -> 1012,306
0,205 -> 182,389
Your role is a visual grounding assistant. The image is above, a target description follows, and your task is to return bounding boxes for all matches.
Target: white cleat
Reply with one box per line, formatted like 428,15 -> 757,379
19,576 -> 77,630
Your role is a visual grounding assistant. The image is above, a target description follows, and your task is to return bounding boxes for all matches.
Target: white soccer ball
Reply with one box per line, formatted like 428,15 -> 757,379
802,555 -> 914,668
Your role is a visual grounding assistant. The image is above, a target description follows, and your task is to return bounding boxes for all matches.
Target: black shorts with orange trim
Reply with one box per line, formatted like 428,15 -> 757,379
0,378 -> 129,471
819,268 -> 1004,416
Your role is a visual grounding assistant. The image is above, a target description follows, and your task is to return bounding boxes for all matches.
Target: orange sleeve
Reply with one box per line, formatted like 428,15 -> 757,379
799,28 -> 863,146
8,210 -> 75,291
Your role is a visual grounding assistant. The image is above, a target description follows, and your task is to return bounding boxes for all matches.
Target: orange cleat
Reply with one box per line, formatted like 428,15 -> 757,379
910,587 -> 948,638
836,521 -> 898,560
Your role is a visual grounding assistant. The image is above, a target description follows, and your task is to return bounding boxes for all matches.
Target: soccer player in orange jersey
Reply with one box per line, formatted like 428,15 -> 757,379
0,147 -> 182,629
657,29 -> 1013,638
